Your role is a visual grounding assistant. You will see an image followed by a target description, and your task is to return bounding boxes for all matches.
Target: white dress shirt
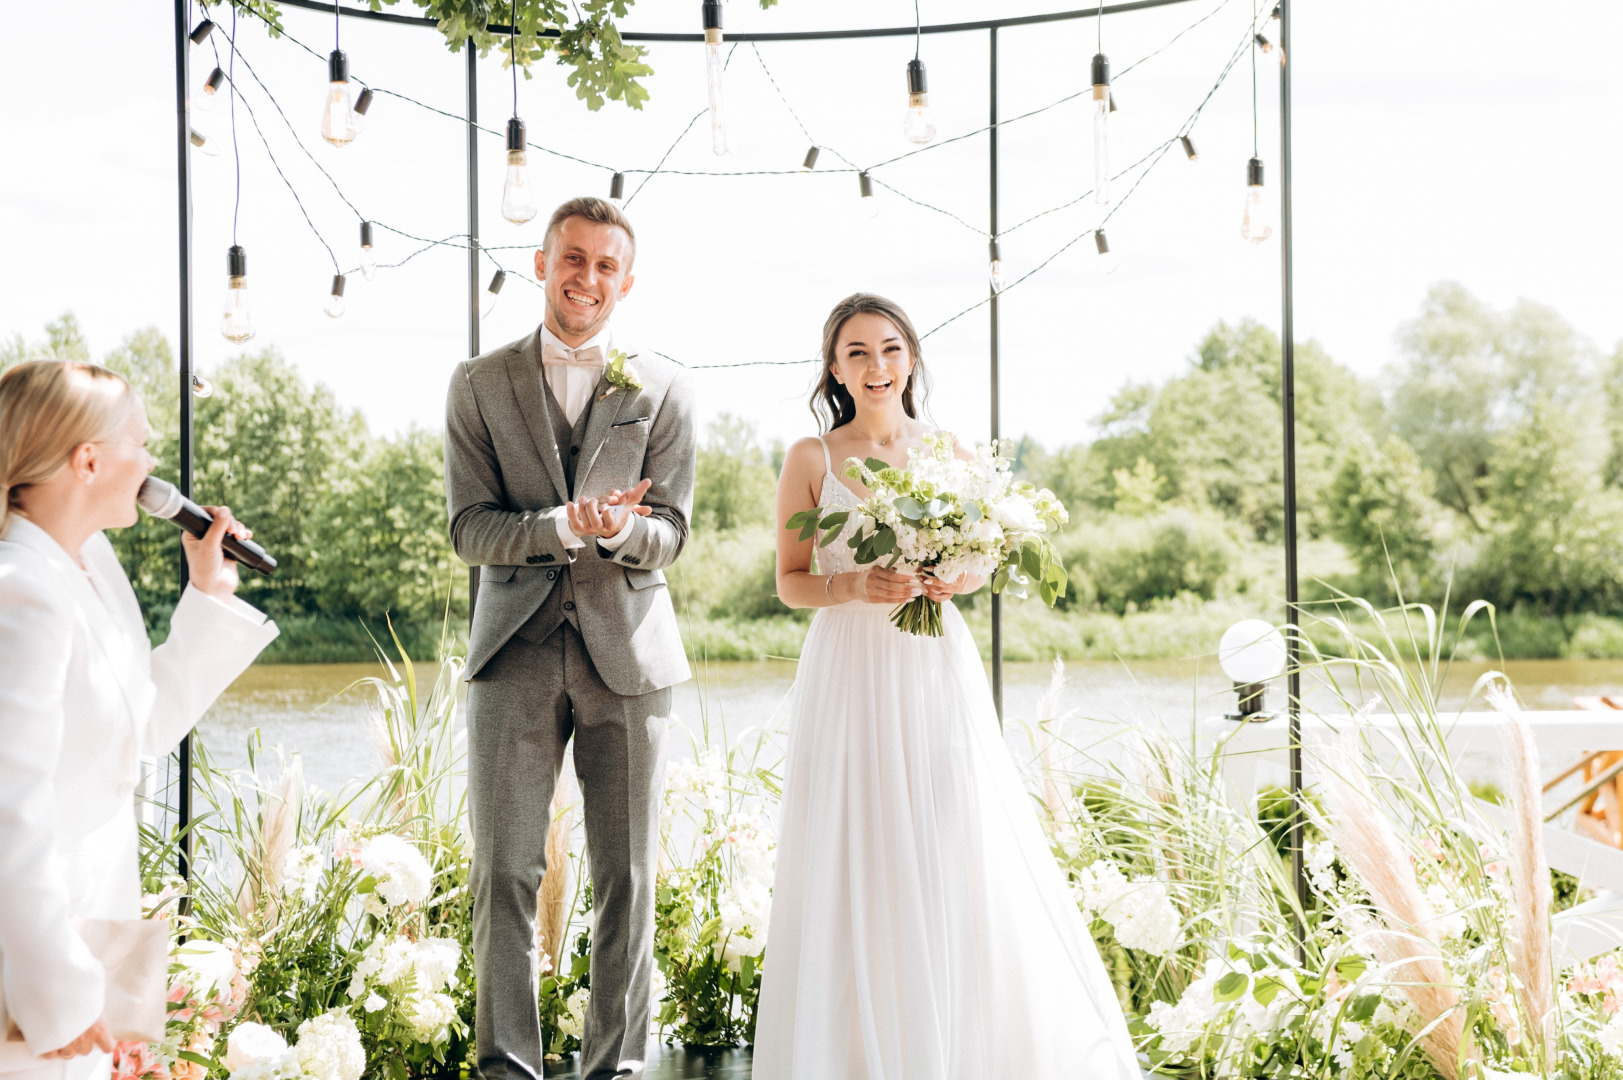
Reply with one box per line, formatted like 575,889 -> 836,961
537,324 -> 635,552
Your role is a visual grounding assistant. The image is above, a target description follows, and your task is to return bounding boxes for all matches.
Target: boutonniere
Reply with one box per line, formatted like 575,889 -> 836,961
599,349 -> 643,401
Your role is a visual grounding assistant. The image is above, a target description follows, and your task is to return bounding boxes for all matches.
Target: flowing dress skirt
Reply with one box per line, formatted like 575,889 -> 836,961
752,598 -> 1140,1080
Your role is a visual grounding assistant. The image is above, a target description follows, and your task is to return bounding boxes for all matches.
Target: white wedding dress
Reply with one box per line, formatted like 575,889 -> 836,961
752,438 -> 1140,1080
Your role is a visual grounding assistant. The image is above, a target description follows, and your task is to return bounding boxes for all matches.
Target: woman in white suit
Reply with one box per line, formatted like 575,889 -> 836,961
0,361 -> 279,1079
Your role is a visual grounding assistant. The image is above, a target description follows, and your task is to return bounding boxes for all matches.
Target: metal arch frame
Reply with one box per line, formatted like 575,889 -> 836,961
173,0 -> 1303,947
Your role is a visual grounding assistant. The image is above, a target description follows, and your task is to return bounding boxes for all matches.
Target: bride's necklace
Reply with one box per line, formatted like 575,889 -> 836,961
851,421 -> 904,447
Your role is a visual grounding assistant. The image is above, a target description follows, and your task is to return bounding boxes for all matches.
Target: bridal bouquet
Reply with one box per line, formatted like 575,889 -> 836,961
787,433 -> 1069,636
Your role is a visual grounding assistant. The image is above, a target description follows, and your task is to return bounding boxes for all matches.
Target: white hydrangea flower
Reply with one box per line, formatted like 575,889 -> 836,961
1305,840 -> 1338,894
358,834 -> 432,908
293,1010 -> 365,1080
1598,1013 -> 1623,1058
413,937 -> 462,993
227,1053 -> 304,1080
1103,879 -> 1180,956
558,988 -> 590,1039
226,1022 -> 289,1073
282,845 -> 324,904
717,880 -> 771,970
407,992 -> 459,1043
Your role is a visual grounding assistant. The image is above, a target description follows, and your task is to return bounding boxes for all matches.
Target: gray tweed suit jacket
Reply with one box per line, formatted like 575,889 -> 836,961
444,330 -> 694,694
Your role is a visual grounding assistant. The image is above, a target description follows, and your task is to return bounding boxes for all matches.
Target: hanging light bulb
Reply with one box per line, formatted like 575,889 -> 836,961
502,118 -> 538,224
1091,52 -> 1111,205
1240,157 -> 1274,243
198,67 -> 225,111
1180,135 -> 1199,161
801,146 -> 820,172
703,0 -> 728,156
221,246 -> 254,343
324,275 -> 347,319
481,270 -> 506,319
1254,32 -> 1286,67
188,19 -> 216,45
190,373 -> 214,399
321,49 -> 356,147
857,171 -> 879,220
609,172 -> 625,207
189,128 -> 221,157
988,240 -> 1005,293
902,59 -> 936,145
346,87 -> 373,141
1094,229 -> 1118,275
359,222 -> 376,281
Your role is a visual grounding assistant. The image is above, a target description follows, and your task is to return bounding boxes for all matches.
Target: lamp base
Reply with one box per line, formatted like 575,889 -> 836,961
1224,679 -> 1268,721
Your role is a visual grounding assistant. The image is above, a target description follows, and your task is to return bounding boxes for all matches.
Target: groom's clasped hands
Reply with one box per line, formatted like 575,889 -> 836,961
565,476 -> 654,538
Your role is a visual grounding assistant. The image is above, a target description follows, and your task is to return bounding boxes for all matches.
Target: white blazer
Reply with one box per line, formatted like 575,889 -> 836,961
0,516 -> 278,1067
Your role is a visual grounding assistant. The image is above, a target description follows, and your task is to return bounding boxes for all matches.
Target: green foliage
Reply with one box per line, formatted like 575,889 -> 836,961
211,0 -> 781,114
1060,509 -> 1238,616
693,414 -> 780,532
1325,435 -> 1447,600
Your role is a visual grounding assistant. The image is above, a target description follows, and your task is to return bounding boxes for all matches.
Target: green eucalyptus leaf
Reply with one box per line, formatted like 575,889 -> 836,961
1213,972 -> 1249,1002
864,457 -> 890,473
960,501 -> 982,525
894,496 -> 925,521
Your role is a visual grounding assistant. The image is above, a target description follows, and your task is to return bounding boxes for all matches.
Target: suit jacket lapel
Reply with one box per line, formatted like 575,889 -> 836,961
504,332 -> 571,505
573,358 -> 632,499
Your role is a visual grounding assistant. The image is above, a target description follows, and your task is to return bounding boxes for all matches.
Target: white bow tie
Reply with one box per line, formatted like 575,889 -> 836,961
541,343 -> 605,369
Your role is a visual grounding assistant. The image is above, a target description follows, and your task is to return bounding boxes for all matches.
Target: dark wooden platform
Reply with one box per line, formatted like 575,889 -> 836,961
539,1046 -> 753,1079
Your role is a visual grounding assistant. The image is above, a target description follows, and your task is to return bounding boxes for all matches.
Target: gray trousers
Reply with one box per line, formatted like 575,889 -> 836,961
467,623 -> 670,1080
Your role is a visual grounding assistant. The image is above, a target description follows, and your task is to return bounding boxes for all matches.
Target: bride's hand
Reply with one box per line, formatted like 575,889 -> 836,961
852,565 -> 919,604
921,569 -> 983,603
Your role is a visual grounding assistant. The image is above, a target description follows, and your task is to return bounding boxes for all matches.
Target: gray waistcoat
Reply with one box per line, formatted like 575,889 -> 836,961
513,379 -> 599,644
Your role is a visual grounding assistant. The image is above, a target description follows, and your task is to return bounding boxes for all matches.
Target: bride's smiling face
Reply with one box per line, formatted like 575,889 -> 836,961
832,313 -> 913,412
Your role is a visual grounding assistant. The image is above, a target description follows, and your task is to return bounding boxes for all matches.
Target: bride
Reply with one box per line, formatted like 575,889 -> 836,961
751,293 -> 1140,1079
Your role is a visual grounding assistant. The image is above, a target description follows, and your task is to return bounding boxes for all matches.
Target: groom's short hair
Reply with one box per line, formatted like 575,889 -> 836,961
542,197 -> 637,268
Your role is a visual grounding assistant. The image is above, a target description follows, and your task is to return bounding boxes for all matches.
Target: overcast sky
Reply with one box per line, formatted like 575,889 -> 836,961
5,1 -> 1622,451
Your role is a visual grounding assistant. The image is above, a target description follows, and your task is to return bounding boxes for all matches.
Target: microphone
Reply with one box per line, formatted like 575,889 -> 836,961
136,476 -> 278,575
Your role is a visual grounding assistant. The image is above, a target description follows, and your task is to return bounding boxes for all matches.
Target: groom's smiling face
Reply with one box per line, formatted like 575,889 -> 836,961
535,216 -> 636,346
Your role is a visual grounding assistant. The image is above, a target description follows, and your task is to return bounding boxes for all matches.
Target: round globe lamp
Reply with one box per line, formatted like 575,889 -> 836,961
1218,619 -> 1288,719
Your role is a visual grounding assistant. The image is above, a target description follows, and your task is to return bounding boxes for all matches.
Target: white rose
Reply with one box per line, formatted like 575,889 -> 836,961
992,495 -> 1038,531
226,1023 -> 290,1072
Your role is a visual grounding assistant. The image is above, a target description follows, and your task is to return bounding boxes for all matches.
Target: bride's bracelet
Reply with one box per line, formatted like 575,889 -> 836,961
825,573 -> 837,600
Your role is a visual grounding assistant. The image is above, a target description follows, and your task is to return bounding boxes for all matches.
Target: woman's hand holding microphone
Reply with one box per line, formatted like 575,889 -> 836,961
182,506 -> 251,599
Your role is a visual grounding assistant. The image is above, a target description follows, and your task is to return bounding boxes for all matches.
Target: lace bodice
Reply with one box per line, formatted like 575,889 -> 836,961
815,437 -> 862,576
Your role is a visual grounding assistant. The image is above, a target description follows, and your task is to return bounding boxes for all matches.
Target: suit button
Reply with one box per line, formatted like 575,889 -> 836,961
540,554 -> 554,562
526,555 -> 540,564
570,445 -> 579,455
547,569 -> 557,581
563,601 -> 576,611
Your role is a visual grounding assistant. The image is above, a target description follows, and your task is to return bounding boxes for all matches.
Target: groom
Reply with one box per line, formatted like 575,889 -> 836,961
444,196 -> 694,1080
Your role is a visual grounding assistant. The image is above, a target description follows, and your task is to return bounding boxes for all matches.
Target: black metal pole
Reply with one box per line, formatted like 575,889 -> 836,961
988,25 -> 1003,728
1278,0 -> 1305,960
466,42 -> 481,624
174,0 -> 196,887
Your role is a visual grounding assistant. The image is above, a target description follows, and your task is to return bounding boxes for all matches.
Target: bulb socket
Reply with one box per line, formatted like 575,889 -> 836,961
330,274 -> 347,299
488,269 -> 507,295
858,172 -> 873,199
506,116 -> 526,152
610,172 -> 625,200
189,19 -> 215,44
989,239 -> 1001,263
1094,230 -> 1110,256
1231,679 -> 1267,718
801,145 -> 820,171
1091,52 -> 1110,88
1254,32 -> 1272,52
1271,3 -> 1282,18
354,87 -> 374,116
228,245 -> 247,277
329,49 -> 349,84
702,0 -> 723,30
906,58 -> 929,96
1247,156 -> 1265,188
189,128 -> 208,148
1180,134 -> 1198,160
360,221 -> 374,248
205,67 -> 225,95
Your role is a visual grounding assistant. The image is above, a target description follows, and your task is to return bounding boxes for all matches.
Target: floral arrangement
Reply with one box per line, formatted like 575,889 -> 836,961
786,433 -> 1069,635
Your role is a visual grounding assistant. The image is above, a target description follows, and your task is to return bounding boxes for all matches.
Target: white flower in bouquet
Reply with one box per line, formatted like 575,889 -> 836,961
1305,840 -> 1338,894
293,1011 -> 365,1080
282,844 -> 324,904
717,879 -> 770,970
558,988 -> 590,1039
1072,859 -> 1131,918
406,992 -> 459,1043
226,1023 -> 289,1073
358,833 -> 431,908
786,434 -> 1069,637
1103,879 -> 1180,957
1598,1012 -> 1623,1058
178,938 -> 239,1000
1422,883 -> 1467,940
412,936 -> 462,993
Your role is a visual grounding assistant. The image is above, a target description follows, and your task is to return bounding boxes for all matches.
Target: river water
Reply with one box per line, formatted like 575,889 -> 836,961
190,655 -> 1623,796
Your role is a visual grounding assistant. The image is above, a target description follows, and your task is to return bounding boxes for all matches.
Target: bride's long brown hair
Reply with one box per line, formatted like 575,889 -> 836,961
809,293 -> 930,433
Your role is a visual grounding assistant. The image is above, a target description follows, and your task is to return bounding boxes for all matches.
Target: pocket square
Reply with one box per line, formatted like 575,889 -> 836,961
612,416 -> 651,427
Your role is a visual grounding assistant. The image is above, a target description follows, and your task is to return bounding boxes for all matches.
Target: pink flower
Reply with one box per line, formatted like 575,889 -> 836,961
112,1042 -> 168,1080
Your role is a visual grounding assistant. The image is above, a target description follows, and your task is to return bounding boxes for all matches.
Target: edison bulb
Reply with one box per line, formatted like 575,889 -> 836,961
989,259 -> 1005,292
1094,230 -> 1118,275
346,87 -> 373,142
198,67 -> 225,111
359,222 -> 376,281
481,270 -> 506,320
502,151 -> 538,224
1090,53 -> 1111,206
324,275 -> 346,319
320,50 -> 355,147
903,100 -> 936,145
1240,158 -> 1273,243
222,279 -> 253,343
705,42 -> 728,156
856,173 -> 879,221
190,129 -> 221,157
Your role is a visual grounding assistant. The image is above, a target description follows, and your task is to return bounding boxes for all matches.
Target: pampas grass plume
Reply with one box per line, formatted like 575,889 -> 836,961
536,783 -> 575,978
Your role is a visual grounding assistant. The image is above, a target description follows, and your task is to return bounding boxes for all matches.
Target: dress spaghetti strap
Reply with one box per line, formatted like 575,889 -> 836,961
816,435 -> 833,476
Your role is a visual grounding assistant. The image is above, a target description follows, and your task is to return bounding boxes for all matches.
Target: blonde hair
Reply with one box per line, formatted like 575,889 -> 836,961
0,361 -> 136,533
